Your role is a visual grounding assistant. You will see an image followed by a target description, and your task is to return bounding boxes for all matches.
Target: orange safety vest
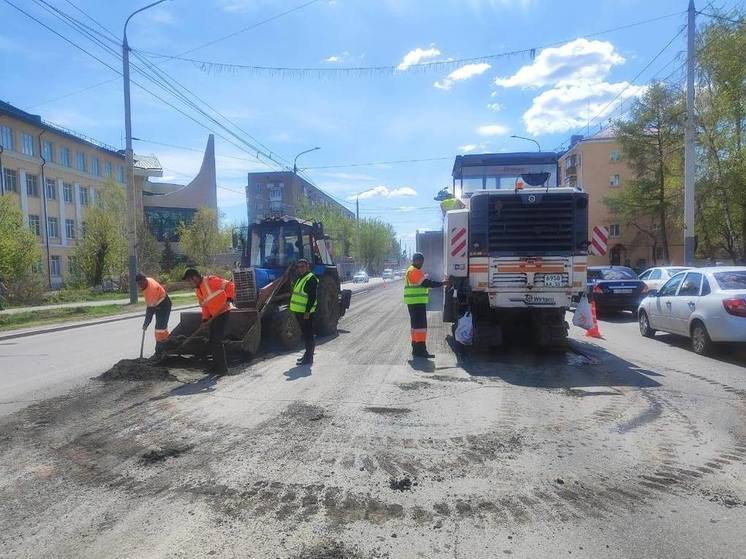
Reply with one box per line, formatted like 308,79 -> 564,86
143,277 -> 167,308
196,275 -> 235,320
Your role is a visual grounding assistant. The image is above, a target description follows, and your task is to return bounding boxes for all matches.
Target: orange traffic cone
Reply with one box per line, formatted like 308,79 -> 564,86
584,298 -> 603,339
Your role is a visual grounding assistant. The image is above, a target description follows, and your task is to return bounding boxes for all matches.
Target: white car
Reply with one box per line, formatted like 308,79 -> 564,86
637,267 -> 746,355
382,268 -> 394,280
638,266 -> 691,291
352,271 -> 369,284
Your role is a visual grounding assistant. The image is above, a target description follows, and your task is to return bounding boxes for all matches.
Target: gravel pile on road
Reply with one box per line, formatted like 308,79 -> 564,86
97,359 -> 177,382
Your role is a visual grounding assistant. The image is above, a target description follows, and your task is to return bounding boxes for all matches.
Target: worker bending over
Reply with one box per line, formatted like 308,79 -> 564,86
183,268 -> 235,375
404,252 -> 445,358
137,273 -> 172,354
290,258 -> 317,365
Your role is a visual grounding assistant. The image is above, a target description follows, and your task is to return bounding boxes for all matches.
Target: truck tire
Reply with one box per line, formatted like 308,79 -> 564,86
269,307 -> 302,350
314,274 -> 340,336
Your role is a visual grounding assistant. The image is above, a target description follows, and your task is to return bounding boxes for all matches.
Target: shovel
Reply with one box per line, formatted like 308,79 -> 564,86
139,328 -> 146,359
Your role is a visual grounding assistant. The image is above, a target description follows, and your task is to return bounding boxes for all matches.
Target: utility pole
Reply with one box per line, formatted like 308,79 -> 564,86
356,195 -> 360,268
684,0 -> 696,265
123,0 -> 169,304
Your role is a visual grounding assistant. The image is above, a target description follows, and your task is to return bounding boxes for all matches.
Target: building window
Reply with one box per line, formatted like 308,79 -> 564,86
45,178 -> 57,200
26,174 -> 39,197
269,187 -> 283,202
2,168 -> 18,193
59,146 -> 71,167
42,140 -> 54,162
609,174 -> 620,186
609,149 -> 621,162
144,206 -> 196,242
22,133 -> 34,156
47,216 -> 59,238
91,157 -> 100,176
28,215 -> 40,236
104,161 -> 112,178
79,186 -> 89,206
50,255 -> 61,277
609,223 -> 621,238
76,151 -> 86,172
63,182 -> 73,203
81,221 -> 87,238
0,125 -> 14,150
65,218 -> 76,239
116,165 -> 125,183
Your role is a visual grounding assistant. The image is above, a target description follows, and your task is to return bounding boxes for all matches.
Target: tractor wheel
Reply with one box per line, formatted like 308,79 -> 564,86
269,307 -> 302,350
314,274 -> 340,336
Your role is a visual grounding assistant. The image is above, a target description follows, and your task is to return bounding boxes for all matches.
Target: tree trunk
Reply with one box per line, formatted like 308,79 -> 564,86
656,132 -> 670,263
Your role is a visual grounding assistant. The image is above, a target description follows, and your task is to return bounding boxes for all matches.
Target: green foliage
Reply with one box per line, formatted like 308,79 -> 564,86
71,179 -> 127,286
137,219 -> 161,276
605,82 -> 685,264
295,199 -> 355,258
178,208 -> 231,266
0,195 -> 43,303
160,238 -> 177,272
354,218 -> 399,272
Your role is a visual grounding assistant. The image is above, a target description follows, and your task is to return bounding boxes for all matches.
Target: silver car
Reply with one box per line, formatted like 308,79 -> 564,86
638,266 -> 691,291
637,267 -> 746,355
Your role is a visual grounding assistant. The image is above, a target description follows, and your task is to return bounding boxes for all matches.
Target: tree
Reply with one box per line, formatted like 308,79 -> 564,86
136,219 -> 161,276
605,82 -> 685,264
178,208 -> 230,266
161,238 -> 176,272
354,218 -> 398,272
296,199 -> 356,258
71,179 -> 127,286
0,195 -> 43,303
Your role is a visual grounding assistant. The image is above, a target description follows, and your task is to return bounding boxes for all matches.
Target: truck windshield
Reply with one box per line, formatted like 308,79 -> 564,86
251,225 -> 302,268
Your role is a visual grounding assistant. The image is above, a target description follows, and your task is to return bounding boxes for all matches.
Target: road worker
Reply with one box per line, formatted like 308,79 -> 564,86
404,252 -> 445,358
182,268 -> 235,375
290,258 -> 318,365
137,273 -> 172,354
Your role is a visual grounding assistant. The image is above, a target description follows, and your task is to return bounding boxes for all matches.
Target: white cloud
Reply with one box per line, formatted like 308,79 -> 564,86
397,46 -> 441,71
458,143 -> 489,153
218,0 -> 253,12
495,39 -> 625,89
523,80 -> 646,135
395,206 -> 417,213
434,62 -> 491,90
476,124 -> 510,136
323,51 -> 350,63
347,186 -> 418,200
486,102 -> 504,112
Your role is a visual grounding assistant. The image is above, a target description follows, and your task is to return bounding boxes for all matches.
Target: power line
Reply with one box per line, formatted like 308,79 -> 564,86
307,156 -> 453,170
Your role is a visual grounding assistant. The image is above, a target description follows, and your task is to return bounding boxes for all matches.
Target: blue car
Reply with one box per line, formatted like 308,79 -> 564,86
587,266 -> 649,314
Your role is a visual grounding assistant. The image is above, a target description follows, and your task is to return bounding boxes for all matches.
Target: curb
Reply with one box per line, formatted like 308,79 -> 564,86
0,304 -> 199,341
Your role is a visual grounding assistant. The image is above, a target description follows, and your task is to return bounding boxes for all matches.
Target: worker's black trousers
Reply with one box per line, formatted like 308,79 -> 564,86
153,296 -> 172,352
408,304 -> 428,330
295,313 -> 315,359
209,311 -> 230,373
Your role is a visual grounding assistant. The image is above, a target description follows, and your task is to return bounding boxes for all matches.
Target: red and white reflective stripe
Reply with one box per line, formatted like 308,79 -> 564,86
450,226 -> 467,257
591,225 -> 609,256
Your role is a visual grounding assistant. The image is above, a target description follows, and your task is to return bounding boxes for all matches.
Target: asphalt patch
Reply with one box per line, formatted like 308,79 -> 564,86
139,445 -> 192,465
397,381 -> 432,391
97,359 -> 177,382
389,476 -> 416,491
365,407 -> 411,416
294,541 -> 383,559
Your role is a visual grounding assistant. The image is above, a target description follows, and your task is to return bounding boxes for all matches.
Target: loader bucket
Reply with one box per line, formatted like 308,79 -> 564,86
164,309 -> 260,357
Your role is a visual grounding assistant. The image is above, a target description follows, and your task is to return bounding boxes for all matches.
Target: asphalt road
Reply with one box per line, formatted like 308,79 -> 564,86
1,280 -> 745,558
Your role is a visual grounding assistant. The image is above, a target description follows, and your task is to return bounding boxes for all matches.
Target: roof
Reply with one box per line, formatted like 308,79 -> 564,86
134,154 -> 161,171
452,152 -> 559,176
0,99 -> 122,157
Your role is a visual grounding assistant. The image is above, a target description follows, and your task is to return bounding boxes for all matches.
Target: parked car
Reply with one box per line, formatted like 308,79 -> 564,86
638,266 -> 691,291
587,266 -> 649,314
352,271 -> 369,284
638,267 -> 746,355
382,268 -> 394,280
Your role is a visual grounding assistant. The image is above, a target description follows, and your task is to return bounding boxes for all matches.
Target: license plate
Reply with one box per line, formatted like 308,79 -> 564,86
544,274 -> 563,287
613,289 -> 634,294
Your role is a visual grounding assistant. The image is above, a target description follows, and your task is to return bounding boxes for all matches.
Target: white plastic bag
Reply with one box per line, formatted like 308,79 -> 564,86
573,293 -> 593,330
455,312 -> 474,345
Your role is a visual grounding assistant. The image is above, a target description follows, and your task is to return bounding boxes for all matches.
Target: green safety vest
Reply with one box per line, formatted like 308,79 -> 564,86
403,265 -> 429,306
290,272 -> 318,313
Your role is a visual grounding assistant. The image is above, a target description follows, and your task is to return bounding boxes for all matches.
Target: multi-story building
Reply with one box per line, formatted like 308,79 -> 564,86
0,100 -> 217,287
559,129 -> 684,269
245,170 -> 354,224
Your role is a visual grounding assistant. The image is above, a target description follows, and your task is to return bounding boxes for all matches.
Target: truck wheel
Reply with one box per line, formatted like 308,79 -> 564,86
269,308 -> 302,350
314,274 -> 341,336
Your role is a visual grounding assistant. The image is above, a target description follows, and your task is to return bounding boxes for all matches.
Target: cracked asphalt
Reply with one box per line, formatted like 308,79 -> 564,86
1,279 -> 745,558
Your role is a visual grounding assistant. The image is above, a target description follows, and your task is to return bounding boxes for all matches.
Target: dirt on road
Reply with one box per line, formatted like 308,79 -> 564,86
1,284 -> 745,558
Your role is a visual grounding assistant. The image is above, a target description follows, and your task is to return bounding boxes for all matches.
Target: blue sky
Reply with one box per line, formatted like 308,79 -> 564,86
0,0 -> 699,251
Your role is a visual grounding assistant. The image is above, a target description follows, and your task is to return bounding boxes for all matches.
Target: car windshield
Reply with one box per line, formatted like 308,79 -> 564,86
714,271 -> 746,290
591,268 -> 638,280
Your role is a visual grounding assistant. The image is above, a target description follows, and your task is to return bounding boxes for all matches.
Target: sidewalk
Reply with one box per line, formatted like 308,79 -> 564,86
0,292 -> 195,315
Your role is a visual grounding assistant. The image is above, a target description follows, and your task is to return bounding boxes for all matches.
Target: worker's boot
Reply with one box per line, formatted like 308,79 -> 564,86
411,341 -> 417,356
419,343 -> 435,359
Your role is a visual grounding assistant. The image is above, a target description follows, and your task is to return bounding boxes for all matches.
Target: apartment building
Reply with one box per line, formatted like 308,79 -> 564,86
559,129 -> 684,269
0,101 -> 217,288
245,170 -> 354,224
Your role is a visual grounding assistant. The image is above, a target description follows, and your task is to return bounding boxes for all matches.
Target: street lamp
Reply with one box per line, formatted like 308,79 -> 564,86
510,134 -> 542,152
123,0 -> 171,304
293,147 -> 321,174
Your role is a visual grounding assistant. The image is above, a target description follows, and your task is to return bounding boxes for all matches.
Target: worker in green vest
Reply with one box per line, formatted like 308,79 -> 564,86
290,258 -> 318,365
404,252 -> 446,358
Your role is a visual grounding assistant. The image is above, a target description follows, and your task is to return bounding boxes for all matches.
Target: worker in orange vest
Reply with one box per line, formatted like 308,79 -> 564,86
404,253 -> 446,358
182,268 -> 236,375
136,273 -> 172,354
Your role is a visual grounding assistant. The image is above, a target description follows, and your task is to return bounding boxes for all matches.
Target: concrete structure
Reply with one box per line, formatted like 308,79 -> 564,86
245,170 -> 354,224
0,100 -> 217,287
559,129 -> 684,269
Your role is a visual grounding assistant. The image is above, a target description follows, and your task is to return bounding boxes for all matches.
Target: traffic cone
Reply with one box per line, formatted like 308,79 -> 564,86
584,298 -> 603,339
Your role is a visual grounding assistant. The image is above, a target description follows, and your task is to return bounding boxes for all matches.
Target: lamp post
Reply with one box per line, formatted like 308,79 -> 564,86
123,0 -> 170,304
510,134 -> 542,152
293,147 -> 321,175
